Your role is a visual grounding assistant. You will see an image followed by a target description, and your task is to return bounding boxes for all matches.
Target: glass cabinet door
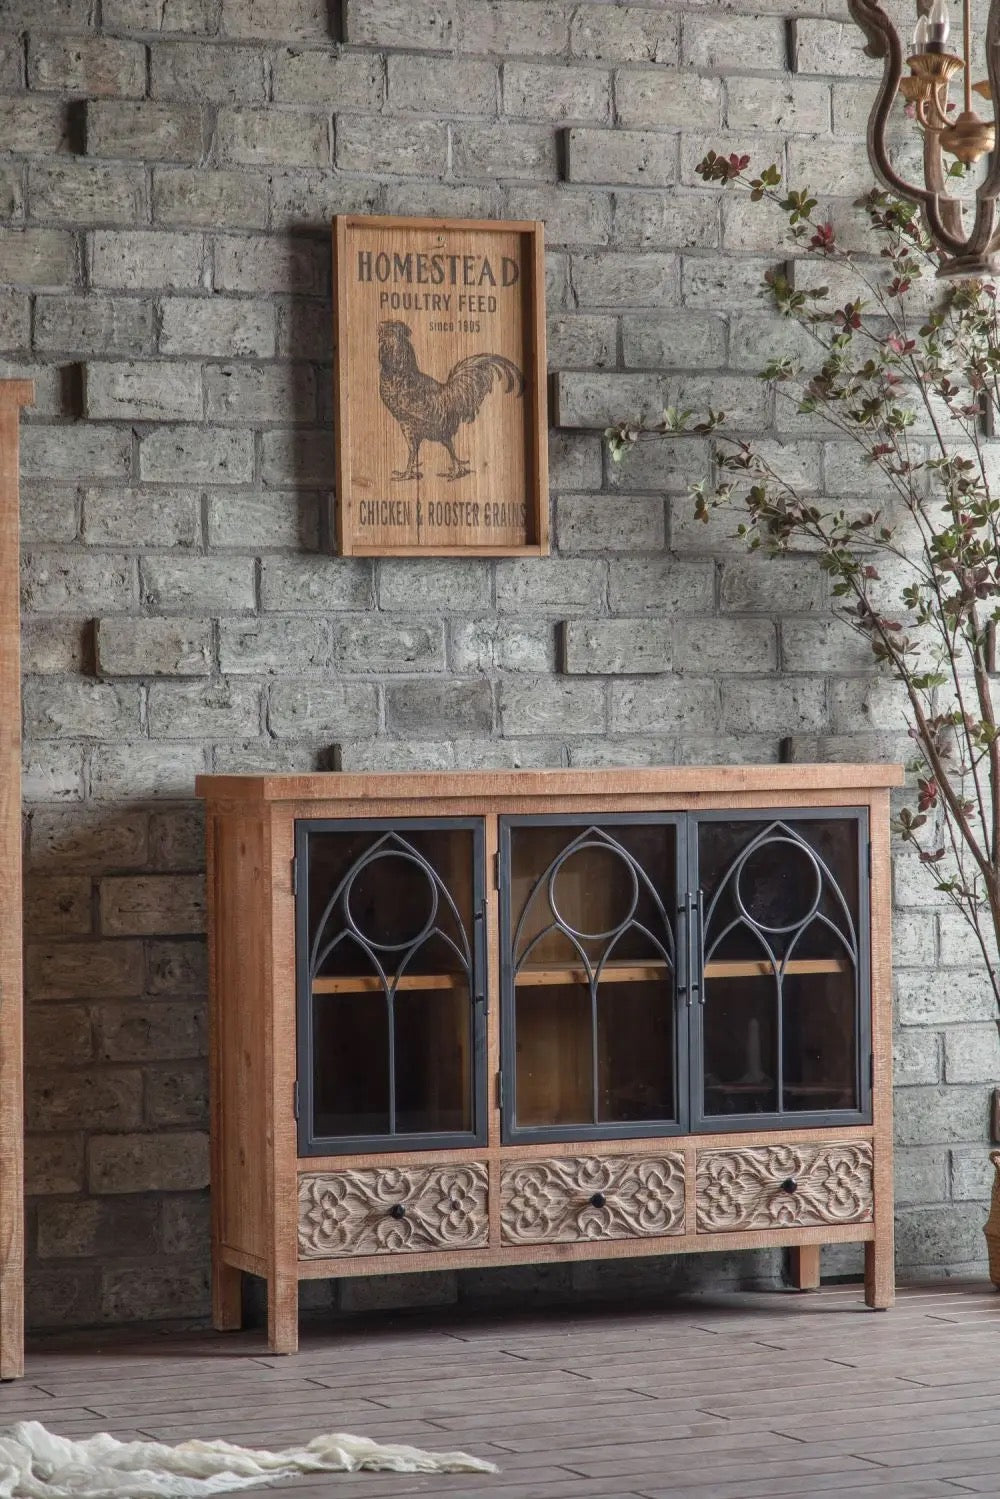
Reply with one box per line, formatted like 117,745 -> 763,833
500,816 -> 684,1143
692,811 -> 869,1129
295,819 -> 486,1154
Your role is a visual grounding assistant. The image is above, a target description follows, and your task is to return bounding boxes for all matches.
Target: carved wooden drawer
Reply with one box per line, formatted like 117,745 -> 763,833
695,1141 -> 874,1234
297,1163 -> 489,1259
500,1154 -> 685,1246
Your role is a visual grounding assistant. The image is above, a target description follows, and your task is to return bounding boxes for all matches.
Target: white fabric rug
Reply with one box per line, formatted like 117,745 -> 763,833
0,1421 -> 498,1498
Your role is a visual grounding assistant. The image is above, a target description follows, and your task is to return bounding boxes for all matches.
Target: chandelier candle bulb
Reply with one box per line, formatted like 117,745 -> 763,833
928,0 -> 951,46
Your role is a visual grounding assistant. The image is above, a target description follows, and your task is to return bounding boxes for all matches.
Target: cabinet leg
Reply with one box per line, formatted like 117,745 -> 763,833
864,1236 -> 895,1310
790,1244 -> 821,1292
267,1275 -> 299,1355
212,1256 -> 242,1332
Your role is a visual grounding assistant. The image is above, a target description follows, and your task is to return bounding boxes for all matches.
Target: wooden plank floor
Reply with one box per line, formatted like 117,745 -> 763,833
6,1283 -> 1000,1496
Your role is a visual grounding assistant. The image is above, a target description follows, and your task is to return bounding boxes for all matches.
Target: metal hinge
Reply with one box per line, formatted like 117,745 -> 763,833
293,1080 -> 300,1120
869,1054 -> 874,1090
495,1069 -> 504,1111
867,841 -> 873,879
493,849 -> 501,890
291,856 -> 299,896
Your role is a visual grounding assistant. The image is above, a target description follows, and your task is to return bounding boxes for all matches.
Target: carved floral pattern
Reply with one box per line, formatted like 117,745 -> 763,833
500,1154 -> 685,1245
298,1164 -> 488,1259
695,1142 -> 874,1233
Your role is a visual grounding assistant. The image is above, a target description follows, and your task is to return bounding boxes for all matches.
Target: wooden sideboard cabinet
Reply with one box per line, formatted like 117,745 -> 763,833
197,765 -> 902,1355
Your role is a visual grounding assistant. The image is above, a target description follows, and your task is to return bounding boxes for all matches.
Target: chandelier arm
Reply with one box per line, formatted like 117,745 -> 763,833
924,130 -> 965,238
848,0 -> 966,253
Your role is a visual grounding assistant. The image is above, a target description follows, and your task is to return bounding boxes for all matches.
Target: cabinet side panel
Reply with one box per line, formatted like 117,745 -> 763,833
0,403 -> 23,1380
211,813 -> 271,1262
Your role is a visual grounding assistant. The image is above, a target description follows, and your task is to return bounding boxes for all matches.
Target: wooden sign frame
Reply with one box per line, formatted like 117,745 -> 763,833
332,215 -> 549,558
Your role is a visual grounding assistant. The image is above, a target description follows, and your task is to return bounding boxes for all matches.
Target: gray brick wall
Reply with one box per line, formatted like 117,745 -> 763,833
4,0 -> 992,1328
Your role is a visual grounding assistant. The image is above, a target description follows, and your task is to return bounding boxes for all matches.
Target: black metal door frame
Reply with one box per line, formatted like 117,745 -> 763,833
687,806 -> 873,1135
294,816 -> 488,1157
498,812 -> 688,1146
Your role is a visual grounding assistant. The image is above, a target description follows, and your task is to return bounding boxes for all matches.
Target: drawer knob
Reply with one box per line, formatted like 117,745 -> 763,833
389,1203 -> 407,1220
780,1178 -> 798,1195
590,1192 -> 607,1208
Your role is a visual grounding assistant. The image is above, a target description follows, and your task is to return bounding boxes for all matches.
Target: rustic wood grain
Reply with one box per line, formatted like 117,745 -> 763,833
0,381 -> 32,1381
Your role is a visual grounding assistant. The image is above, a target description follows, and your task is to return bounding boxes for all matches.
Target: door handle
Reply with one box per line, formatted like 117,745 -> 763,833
473,899 -> 487,1010
678,892 -> 693,1004
692,887 -> 707,1007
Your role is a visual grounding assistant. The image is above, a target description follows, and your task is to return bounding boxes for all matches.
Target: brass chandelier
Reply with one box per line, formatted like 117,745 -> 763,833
849,0 -> 1000,277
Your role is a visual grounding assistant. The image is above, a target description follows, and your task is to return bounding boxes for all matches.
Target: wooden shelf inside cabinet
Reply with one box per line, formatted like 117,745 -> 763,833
312,974 -> 468,994
513,957 -> 850,987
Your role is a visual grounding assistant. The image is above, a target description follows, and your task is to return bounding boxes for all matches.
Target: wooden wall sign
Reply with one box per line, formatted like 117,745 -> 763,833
332,215 -> 549,557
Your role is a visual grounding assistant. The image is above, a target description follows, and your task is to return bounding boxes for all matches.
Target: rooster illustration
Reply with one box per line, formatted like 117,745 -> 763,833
377,320 -> 525,482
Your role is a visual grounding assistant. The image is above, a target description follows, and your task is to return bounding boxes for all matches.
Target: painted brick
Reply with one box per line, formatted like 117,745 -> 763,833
221,0 -> 328,39
26,940 -> 145,1001
152,168 -> 269,229
613,193 -> 718,251
24,744 -> 84,801
24,875 -> 92,938
562,619 -> 671,675
27,810 -> 148,872
385,680 -> 493,735
97,617 -> 213,677
96,1002 -> 205,1063
260,557 -> 371,611
24,679 -> 139,740
207,491 -> 319,550
682,15 -> 786,72
388,55 -> 494,114
159,296 -> 274,357
86,102 -> 207,163
463,3 -> 568,57
570,5 -> 678,62
268,681 -> 378,738
608,559 -> 715,615
100,873 -> 205,935
0,229 -> 76,288
944,1024 -> 1000,1085
150,42 -> 267,102
622,313 -> 725,370
28,164 -> 145,226
721,679 -> 828,734
25,1135 -> 86,1196
219,616 -> 331,674
504,186 -> 611,247
141,555 -> 255,614
616,71 -> 721,130
139,426 -> 254,485
450,619 -> 554,674
28,1071 -> 143,1133
204,362 -> 316,423
556,493 -> 664,554
610,678 -> 720,734
33,294 -> 153,356
792,18 -> 880,77
0,0 -> 92,28
674,619 -> 778,676
721,559 -> 825,614
894,1086 -> 991,1148
504,64 -> 610,123
216,107 -> 331,169
0,99 -> 71,156
104,0 -> 219,29
378,559 -> 490,613
337,115 -> 447,177
91,231 -> 203,291
27,37 -> 146,99
499,677 -> 605,736
89,743 -> 208,800
20,483 -> 78,545
213,235 -> 328,295
330,617 -> 446,673
897,970 -> 997,1027
344,0 -> 457,49
726,77 -> 831,133
496,557 -> 605,614
22,552 -> 135,614
85,360 -> 203,421
572,253 -> 678,309
451,122 -> 558,179
83,488 -> 200,549
566,129 -> 676,188
0,290 -> 28,350
894,1028 -> 942,1087
88,1132 -> 209,1193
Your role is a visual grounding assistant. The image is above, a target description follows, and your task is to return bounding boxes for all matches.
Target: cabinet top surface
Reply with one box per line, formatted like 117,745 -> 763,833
196,763 -> 904,804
